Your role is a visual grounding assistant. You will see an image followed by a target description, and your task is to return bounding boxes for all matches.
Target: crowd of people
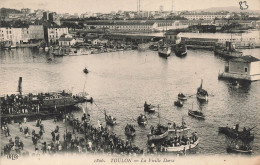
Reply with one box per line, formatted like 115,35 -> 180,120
162,133 -> 198,148
0,94 -> 42,115
1,112 -> 144,157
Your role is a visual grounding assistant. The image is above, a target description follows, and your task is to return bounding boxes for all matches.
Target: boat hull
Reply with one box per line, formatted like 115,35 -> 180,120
226,147 -> 252,154
168,127 -> 190,133
214,49 -> 243,58
174,101 -> 183,107
178,96 -> 187,101
158,52 -> 170,58
196,94 -> 208,102
147,131 -> 168,141
164,138 -> 199,152
175,50 -> 187,57
188,110 -> 205,120
144,106 -> 155,113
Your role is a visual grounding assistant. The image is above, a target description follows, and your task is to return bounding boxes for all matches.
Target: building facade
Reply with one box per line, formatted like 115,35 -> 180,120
84,21 -> 188,32
0,25 -> 45,46
219,56 -> 260,81
178,30 -> 260,47
58,36 -> 76,46
28,25 -> 44,42
181,14 -> 227,20
47,27 -> 69,44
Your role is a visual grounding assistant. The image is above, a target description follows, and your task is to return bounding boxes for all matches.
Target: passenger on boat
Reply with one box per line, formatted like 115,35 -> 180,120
150,126 -> 154,134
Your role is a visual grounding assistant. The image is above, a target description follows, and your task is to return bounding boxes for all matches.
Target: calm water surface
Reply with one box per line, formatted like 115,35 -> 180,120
0,48 -> 259,155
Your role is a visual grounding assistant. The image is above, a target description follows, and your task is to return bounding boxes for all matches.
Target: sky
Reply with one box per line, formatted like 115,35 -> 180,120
0,0 -> 259,14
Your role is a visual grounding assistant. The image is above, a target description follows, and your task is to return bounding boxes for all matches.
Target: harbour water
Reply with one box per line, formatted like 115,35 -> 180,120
0,48 -> 260,155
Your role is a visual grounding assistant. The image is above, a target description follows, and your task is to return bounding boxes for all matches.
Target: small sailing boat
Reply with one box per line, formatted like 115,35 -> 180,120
147,105 -> 169,141
168,117 -> 190,133
196,79 -> 208,102
105,110 -> 116,126
174,42 -> 187,57
144,101 -> 155,113
188,104 -> 205,120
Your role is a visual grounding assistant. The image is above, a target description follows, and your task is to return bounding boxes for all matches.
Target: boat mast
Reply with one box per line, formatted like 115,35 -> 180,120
158,104 -> 160,124
104,109 -> 107,127
17,77 -> 22,95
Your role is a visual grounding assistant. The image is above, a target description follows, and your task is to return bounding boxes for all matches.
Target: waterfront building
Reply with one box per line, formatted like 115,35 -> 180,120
152,21 -> 188,31
46,26 -> 69,45
181,13 -> 227,20
179,20 -> 213,26
0,25 -> 45,46
214,20 -> 258,28
177,30 -> 260,47
84,21 -> 187,32
28,25 -> 44,43
85,21 -> 154,32
58,35 -> 76,46
219,56 -> 260,81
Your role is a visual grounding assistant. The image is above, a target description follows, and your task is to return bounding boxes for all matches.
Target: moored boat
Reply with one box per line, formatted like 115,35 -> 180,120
147,124 -> 169,141
188,110 -> 205,120
178,93 -> 187,100
67,49 -> 91,56
196,80 -> 208,102
158,46 -> 171,58
214,41 -> 243,58
174,43 -> 187,57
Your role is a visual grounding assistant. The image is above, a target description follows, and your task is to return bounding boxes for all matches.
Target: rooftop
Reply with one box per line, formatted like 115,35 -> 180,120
85,21 -> 155,25
59,37 -> 74,41
230,55 -> 260,63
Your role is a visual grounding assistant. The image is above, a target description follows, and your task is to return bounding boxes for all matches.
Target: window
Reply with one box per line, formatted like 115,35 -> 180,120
245,68 -> 248,72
